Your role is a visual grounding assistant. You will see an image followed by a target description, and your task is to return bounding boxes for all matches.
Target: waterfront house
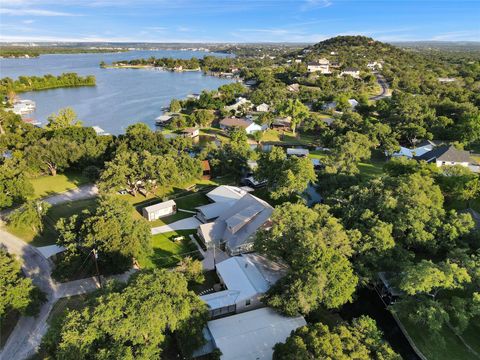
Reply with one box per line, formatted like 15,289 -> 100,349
224,97 -> 252,112
197,193 -> 273,255
193,308 -> 306,360
219,117 -> 265,135
142,200 -> 177,221
180,127 -> 199,138
155,114 -> 173,126
415,145 -> 471,168
200,254 -> 287,318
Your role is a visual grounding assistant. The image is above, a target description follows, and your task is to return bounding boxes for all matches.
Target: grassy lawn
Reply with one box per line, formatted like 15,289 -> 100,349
138,230 -> 200,269
396,309 -> 479,360
358,160 -> 385,180
261,129 -> 319,146
29,172 -> 90,199
6,198 -> 97,246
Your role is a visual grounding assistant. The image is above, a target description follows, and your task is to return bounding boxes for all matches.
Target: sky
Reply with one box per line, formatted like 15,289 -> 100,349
0,0 -> 479,43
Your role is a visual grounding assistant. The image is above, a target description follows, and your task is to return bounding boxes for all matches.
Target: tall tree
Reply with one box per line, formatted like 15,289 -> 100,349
42,270 -> 207,359
0,158 -> 33,209
8,200 -> 51,233
273,316 -> 401,360
26,137 -> 80,176
278,99 -> 310,135
45,107 -> 83,130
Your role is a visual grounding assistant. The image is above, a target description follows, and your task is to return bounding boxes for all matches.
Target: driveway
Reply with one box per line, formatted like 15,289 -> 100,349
151,216 -> 201,235
43,184 -> 98,206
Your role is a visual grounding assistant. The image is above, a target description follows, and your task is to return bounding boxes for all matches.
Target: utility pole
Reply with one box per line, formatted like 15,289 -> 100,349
92,248 -> 102,288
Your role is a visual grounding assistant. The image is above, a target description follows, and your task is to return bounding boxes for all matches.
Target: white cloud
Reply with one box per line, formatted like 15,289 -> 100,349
431,30 -> 480,41
22,19 -> 35,23
301,0 -> 332,11
0,8 -> 78,16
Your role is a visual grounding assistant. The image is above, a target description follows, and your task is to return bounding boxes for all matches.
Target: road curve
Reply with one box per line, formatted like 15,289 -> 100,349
369,71 -> 390,101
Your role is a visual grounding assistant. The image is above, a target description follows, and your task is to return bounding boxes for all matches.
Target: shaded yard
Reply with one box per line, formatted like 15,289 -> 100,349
138,230 -> 200,269
29,172 -> 90,199
6,198 -> 97,247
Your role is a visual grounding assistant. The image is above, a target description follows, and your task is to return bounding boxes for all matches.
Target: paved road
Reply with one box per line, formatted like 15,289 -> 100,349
0,229 -> 135,360
151,216 -> 201,235
369,72 -> 390,101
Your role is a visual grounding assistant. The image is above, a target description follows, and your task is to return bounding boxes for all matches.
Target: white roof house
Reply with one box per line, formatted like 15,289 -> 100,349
196,186 -> 249,223
200,254 -> 287,316
391,144 -> 434,159
348,99 -> 359,108
256,103 -> 270,112
195,308 -> 306,360
286,148 -> 309,157
224,97 -> 252,112
197,193 -> 273,255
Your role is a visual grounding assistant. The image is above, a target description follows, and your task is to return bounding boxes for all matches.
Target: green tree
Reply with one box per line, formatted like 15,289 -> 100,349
327,131 -> 374,175
26,137 -> 81,176
256,203 -> 358,314
45,107 -> 83,130
0,249 -> 42,318
56,196 -> 151,273
0,159 -> 33,209
42,269 -> 207,359
273,316 -> 401,360
278,99 -> 309,135
255,146 -> 316,200
192,109 -> 215,127
8,200 -> 51,232
169,98 -> 182,112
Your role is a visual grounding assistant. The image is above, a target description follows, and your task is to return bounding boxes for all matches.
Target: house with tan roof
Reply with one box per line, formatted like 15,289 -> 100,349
219,117 -> 265,134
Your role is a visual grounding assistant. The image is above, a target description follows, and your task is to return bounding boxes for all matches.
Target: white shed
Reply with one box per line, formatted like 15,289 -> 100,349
142,200 -> 177,221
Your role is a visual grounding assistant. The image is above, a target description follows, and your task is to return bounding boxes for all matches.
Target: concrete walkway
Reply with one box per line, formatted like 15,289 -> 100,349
189,235 -> 229,271
151,216 -> 201,235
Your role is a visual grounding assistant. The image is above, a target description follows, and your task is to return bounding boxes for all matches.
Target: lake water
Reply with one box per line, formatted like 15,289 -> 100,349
0,50 -> 233,134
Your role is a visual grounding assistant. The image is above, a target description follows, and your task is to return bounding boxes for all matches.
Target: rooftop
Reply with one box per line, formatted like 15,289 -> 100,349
219,117 -> 253,129
143,200 -> 176,213
205,308 -> 306,360
416,145 -> 471,163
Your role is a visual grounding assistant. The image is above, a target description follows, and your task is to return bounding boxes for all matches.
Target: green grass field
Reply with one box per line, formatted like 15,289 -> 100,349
29,172 -> 90,199
397,310 -> 480,360
138,230 -> 200,269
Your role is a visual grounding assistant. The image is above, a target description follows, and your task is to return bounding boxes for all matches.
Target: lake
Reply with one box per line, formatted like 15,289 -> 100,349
0,50 -> 233,135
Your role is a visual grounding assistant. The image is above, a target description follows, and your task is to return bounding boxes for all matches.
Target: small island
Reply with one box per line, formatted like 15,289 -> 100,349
0,73 -> 96,94
0,46 -> 127,58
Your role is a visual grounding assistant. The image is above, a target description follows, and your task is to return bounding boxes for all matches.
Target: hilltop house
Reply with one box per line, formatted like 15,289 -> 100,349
193,308 -> 306,360
415,145 -> 471,168
200,254 -> 287,318
340,67 -> 360,78
307,58 -> 330,74
367,61 -> 383,70
197,192 -> 273,255
219,117 -> 265,134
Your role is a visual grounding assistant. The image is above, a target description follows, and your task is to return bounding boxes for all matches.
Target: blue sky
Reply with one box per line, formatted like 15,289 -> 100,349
0,0 -> 479,43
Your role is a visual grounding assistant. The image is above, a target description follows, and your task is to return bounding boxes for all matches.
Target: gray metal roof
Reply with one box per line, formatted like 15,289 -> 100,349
415,145 -> 470,163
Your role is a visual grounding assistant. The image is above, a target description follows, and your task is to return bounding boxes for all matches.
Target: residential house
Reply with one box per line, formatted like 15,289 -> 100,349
322,98 -> 358,111
200,254 -> 287,318
197,193 -> 273,255
180,127 -> 199,138
438,77 -> 456,83
272,116 -> 292,130
92,126 -> 111,136
307,58 -> 330,74
193,308 -> 306,360
367,61 -> 383,70
348,98 -> 359,109
224,97 -> 252,112
340,67 -> 360,78
195,185 -> 249,223
142,200 -> 176,221
256,103 -> 270,112
287,148 -> 309,157
390,140 -> 436,159
415,145 -> 471,168
155,114 -> 173,126
219,117 -> 265,134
